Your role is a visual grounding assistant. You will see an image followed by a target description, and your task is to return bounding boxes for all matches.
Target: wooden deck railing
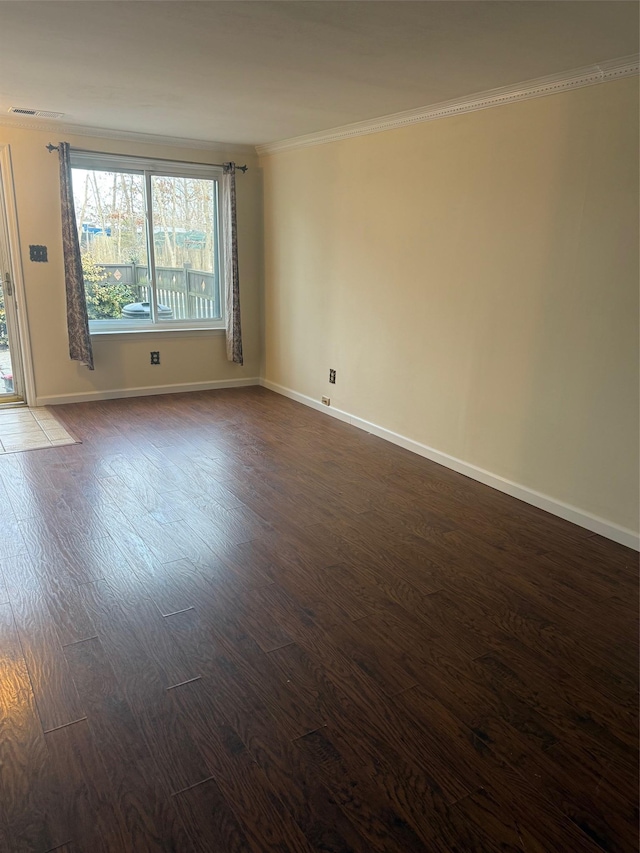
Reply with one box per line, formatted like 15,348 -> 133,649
100,262 -> 220,319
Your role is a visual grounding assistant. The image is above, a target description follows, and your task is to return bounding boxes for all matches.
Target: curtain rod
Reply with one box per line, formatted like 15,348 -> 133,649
45,144 -> 248,172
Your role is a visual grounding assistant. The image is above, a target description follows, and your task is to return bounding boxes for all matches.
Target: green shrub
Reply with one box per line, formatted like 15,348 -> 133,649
82,253 -> 136,320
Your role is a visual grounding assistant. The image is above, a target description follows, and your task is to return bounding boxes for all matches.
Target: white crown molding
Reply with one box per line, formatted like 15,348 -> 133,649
0,116 -> 257,158
256,54 -> 639,156
260,378 -> 639,551
1,54 -> 635,158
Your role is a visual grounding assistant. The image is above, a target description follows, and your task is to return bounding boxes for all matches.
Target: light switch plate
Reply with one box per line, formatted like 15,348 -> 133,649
29,245 -> 48,262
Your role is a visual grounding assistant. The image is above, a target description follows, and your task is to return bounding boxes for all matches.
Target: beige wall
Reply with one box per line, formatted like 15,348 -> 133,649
261,77 -> 639,534
0,125 -> 261,402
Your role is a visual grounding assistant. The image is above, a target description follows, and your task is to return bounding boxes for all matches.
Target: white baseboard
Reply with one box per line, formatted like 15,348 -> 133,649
260,378 -> 353,425
260,378 -> 639,551
36,377 -> 260,407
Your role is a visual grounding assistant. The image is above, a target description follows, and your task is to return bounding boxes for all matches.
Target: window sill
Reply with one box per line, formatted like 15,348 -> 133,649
90,326 -> 225,340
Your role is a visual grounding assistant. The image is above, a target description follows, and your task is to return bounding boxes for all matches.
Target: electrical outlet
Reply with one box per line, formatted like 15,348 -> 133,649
150,351 -> 160,365
321,396 -> 331,406
329,369 -> 336,384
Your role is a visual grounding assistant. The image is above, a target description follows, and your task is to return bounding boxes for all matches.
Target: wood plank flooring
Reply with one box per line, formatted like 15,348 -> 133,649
0,387 -> 637,852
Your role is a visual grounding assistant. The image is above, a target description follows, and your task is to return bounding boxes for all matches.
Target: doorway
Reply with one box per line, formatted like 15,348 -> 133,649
0,145 -> 33,406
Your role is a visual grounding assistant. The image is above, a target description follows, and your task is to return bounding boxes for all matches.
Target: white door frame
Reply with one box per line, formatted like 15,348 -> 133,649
0,144 -> 36,407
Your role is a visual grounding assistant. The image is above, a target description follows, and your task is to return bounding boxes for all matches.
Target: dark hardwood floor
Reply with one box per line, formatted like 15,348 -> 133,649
0,386 -> 637,852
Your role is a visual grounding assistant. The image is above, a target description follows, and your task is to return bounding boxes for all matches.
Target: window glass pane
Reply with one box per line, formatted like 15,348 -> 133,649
72,168 -> 151,325
150,175 -> 221,321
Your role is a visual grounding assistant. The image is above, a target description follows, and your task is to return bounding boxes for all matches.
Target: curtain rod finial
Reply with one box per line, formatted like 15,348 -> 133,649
46,143 -> 59,153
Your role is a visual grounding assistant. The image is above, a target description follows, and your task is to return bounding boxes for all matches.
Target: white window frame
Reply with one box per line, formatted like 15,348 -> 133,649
70,151 -> 226,335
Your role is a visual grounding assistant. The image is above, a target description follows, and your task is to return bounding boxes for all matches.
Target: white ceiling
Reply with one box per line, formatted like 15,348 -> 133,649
0,1 -> 637,146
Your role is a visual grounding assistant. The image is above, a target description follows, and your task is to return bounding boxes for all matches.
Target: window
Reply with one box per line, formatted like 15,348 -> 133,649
71,153 -> 224,333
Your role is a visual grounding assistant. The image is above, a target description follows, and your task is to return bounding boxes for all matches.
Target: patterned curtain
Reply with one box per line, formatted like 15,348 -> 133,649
222,162 -> 243,365
58,142 -> 94,369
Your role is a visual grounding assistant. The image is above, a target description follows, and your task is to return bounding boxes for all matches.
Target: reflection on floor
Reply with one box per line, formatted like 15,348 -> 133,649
0,406 -> 77,453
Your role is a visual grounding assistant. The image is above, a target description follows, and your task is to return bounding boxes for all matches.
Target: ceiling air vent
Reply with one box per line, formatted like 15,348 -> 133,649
8,107 -> 64,119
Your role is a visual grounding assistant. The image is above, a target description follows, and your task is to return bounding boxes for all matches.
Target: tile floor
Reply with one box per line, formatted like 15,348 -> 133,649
0,406 -> 77,453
